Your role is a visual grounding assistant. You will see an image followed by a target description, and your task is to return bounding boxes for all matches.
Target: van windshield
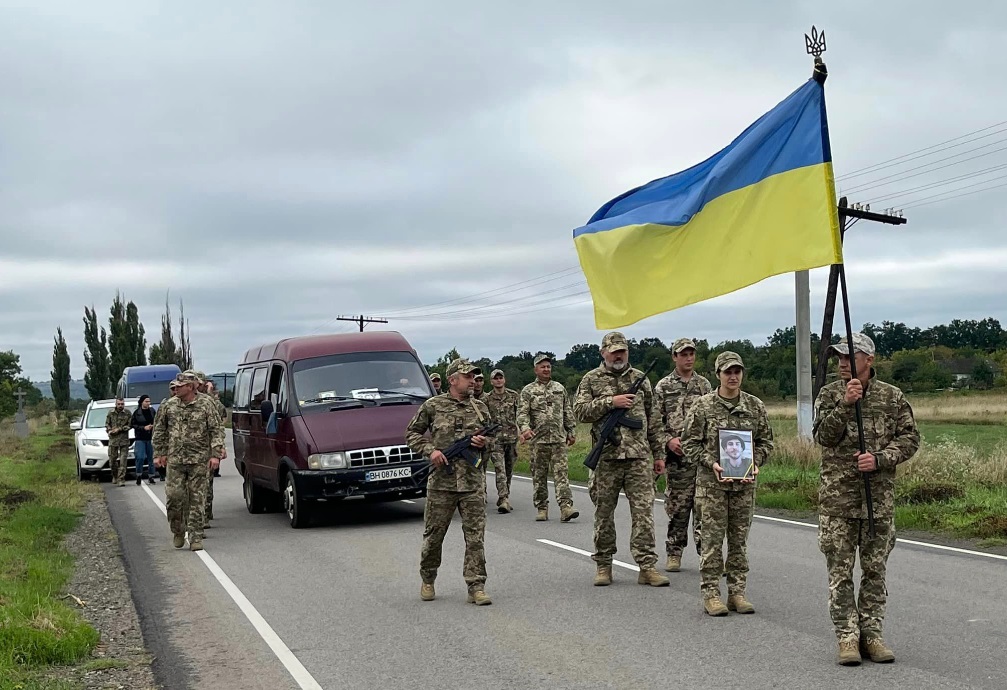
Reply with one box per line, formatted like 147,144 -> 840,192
292,351 -> 433,410
126,380 -> 173,404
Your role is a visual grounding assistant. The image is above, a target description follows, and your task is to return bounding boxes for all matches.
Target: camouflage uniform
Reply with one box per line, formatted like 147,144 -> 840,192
483,376 -> 519,506
814,333 -> 919,648
517,361 -> 577,514
654,359 -> 712,560
683,353 -> 773,603
204,394 -> 227,523
573,334 -> 668,572
405,359 -> 491,595
152,376 -> 226,545
105,407 -> 132,485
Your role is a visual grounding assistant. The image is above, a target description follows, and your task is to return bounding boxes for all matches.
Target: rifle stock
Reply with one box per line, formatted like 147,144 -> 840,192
582,360 -> 658,471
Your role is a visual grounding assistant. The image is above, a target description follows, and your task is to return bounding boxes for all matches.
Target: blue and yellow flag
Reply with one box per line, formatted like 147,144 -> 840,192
573,78 -> 842,329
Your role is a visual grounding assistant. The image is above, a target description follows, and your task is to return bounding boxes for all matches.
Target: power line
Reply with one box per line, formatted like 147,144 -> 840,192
869,171 -> 1007,208
902,179 -> 1007,210
841,139 -> 1007,194
380,280 -> 588,320
863,162 -> 1007,205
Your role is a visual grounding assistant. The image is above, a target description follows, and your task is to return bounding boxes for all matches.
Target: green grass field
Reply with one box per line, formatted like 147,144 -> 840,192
0,424 -> 99,690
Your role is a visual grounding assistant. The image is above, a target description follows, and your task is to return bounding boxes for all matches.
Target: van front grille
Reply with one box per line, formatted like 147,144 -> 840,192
348,445 -> 422,468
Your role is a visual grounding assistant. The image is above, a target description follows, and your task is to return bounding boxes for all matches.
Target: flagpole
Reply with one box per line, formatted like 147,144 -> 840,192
808,27 -> 875,538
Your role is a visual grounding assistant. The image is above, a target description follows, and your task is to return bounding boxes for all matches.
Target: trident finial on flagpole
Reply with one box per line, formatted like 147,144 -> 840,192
806,26 -> 828,83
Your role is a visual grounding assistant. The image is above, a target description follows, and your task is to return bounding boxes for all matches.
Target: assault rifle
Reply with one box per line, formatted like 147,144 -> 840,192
583,360 -> 658,471
415,422 -> 502,480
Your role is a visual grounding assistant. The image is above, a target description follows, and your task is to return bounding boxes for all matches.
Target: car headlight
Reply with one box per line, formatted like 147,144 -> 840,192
307,452 -> 347,469
82,439 -> 103,447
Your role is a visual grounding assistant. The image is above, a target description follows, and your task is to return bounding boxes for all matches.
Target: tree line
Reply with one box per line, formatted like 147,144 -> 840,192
425,316 -> 1007,398
48,292 -> 195,411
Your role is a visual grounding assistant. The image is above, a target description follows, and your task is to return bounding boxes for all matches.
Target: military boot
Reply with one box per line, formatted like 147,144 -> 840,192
594,566 -> 612,586
536,508 -> 548,521
837,638 -> 862,666
420,583 -> 435,601
172,534 -> 185,549
665,555 -> 681,572
467,590 -> 492,606
703,595 -> 729,616
637,568 -> 670,587
189,540 -> 204,552
560,505 -> 579,522
727,594 -> 755,614
860,637 -> 895,663
497,499 -> 512,514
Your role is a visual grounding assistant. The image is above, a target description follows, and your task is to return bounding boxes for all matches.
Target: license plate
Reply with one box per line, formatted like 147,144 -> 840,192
364,467 -> 412,482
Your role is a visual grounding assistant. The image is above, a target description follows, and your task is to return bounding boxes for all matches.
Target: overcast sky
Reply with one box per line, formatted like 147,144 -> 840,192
3,1 -> 1005,382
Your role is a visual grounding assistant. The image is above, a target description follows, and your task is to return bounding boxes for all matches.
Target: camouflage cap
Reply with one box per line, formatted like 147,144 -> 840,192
429,372 -> 441,381
601,331 -> 629,353
533,353 -> 552,366
830,332 -> 876,356
474,372 -> 484,380
672,337 -> 697,354
490,369 -> 504,378
445,358 -> 480,378
175,372 -> 200,384
715,351 -> 745,373
168,379 -> 180,389
181,369 -> 208,382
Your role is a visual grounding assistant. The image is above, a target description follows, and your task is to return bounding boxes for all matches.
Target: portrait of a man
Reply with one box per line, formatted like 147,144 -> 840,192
718,429 -> 754,479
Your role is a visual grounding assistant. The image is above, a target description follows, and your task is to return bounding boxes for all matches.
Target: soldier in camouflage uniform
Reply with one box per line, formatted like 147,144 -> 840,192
153,372 -> 226,552
574,332 -> 671,588
814,332 -> 919,666
484,369 -> 519,514
472,373 -> 485,400
199,376 -> 228,528
429,372 -> 442,395
654,337 -> 712,572
105,397 -> 132,487
405,358 -> 493,605
683,351 -> 773,616
518,353 -> 579,522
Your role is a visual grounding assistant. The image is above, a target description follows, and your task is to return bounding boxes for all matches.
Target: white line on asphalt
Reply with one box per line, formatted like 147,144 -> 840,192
140,483 -> 325,690
401,499 -> 416,504
537,539 -> 640,571
494,472 -> 1007,563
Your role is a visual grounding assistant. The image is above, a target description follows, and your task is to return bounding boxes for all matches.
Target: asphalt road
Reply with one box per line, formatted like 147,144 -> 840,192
104,432 -> 1007,690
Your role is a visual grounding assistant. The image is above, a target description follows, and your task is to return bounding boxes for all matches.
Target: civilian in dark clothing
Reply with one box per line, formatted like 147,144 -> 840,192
132,395 -> 157,485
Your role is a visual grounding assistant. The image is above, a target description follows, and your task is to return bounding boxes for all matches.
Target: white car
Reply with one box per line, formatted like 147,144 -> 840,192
71,399 -> 138,481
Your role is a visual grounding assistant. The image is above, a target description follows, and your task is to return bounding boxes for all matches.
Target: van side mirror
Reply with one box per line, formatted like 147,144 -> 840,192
260,399 -> 274,424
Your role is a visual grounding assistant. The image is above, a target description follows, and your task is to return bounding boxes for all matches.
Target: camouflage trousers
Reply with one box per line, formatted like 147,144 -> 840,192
166,462 -> 209,542
591,459 -> 658,569
205,472 -> 214,522
531,443 -> 573,510
490,441 -> 517,503
664,458 -> 700,558
108,443 -> 129,484
818,514 -> 897,642
420,488 -> 487,592
694,485 -> 754,598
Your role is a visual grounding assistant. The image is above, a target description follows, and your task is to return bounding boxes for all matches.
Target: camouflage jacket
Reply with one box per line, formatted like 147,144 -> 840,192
517,379 -> 576,445
206,394 -> 227,429
654,370 -> 712,441
813,375 -> 920,519
483,388 -> 519,443
104,408 -> 132,446
152,395 -> 226,464
405,394 -> 491,492
683,391 -> 774,493
573,365 -> 666,462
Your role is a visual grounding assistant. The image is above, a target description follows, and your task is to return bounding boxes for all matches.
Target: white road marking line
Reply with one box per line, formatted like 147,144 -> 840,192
140,483 -> 324,690
400,499 -> 416,504
537,539 -> 640,571
494,472 -> 1007,563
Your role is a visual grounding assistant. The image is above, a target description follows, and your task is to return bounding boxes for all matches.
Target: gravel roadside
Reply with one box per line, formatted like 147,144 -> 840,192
46,492 -> 160,689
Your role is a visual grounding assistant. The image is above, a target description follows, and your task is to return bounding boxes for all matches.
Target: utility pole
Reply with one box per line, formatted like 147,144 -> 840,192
795,271 -> 813,438
336,314 -> 388,332
15,389 -> 29,438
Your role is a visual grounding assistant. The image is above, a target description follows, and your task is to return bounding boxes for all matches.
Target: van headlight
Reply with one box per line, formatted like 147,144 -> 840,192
307,452 -> 347,470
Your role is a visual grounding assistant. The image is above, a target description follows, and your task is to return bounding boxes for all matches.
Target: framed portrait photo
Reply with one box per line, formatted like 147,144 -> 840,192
718,428 -> 755,480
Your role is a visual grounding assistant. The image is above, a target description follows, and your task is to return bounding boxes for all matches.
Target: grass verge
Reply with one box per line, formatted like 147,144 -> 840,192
508,418 -> 1007,543
0,423 -> 99,690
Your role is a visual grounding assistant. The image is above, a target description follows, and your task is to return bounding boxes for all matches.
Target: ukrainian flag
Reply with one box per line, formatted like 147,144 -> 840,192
573,77 -> 843,329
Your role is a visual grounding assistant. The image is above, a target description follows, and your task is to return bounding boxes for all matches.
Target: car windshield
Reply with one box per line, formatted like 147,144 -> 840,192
126,379 -> 173,404
86,404 -> 137,429
292,351 -> 433,410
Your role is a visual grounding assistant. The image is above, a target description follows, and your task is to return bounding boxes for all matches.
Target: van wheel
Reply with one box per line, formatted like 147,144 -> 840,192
284,473 -> 311,528
244,474 -> 270,514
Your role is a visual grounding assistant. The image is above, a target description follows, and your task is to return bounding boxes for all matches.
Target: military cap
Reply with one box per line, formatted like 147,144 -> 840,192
176,372 -> 200,384
830,332 -> 876,357
720,432 -> 747,450
533,353 -> 552,366
715,351 -> 745,373
490,369 -> 504,378
429,372 -> 441,381
672,337 -> 697,354
601,331 -> 629,353
445,358 -> 480,378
